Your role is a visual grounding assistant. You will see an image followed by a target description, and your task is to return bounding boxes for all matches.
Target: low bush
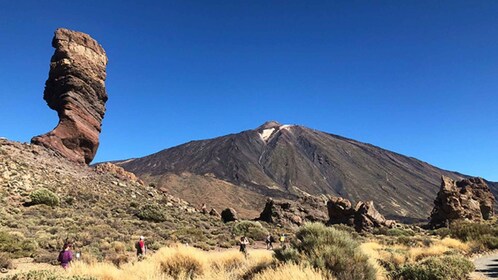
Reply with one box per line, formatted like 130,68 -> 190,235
274,222 -> 376,280
0,231 -> 38,258
392,255 -> 474,280
29,188 -> 60,207
136,205 -> 166,222
386,228 -> 414,237
449,222 -> 497,241
447,221 -> 498,251
232,221 -> 268,241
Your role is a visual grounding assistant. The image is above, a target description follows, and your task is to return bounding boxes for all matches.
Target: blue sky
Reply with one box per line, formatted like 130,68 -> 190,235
0,1 -> 497,181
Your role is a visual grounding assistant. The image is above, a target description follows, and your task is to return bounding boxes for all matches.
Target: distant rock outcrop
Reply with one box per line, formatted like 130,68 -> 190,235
429,176 -> 495,228
32,28 -> 108,164
94,163 -> 144,185
327,196 -> 395,232
257,197 -> 328,227
221,208 -> 238,223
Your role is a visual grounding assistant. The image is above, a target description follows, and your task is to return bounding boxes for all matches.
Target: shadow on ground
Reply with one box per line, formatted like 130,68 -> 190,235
476,258 -> 498,279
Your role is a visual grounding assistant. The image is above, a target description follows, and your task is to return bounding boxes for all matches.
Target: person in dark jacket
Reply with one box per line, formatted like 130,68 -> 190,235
58,242 -> 73,269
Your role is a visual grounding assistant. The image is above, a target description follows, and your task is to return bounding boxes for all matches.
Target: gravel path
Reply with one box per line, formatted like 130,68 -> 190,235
474,253 -> 498,279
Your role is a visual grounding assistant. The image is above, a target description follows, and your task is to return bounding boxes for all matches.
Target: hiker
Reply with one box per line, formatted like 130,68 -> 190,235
58,242 -> 73,269
135,236 -> 146,259
239,236 -> 249,257
265,234 -> 274,250
279,233 -> 286,248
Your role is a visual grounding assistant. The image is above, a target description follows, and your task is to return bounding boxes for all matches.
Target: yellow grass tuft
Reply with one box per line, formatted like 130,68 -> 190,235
438,237 -> 470,252
66,244 -> 275,280
252,263 -> 328,280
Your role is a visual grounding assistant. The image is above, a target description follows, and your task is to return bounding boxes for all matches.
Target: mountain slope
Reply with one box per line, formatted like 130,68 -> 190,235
0,139 -> 235,261
116,121 -> 497,221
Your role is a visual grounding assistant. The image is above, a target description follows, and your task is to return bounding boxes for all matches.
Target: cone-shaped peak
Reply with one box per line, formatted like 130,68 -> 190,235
257,120 -> 282,131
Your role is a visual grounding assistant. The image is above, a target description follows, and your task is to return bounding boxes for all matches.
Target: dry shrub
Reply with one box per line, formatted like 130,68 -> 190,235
156,246 -> 207,279
408,244 -> 449,261
209,250 -> 245,271
438,238 -> 469,252
253,263 -> 327,280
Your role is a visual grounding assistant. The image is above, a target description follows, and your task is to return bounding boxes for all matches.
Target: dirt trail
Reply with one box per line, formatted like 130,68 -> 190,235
473,253 -> 498,279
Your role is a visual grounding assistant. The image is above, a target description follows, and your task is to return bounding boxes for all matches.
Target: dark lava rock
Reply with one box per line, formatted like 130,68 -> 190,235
221,208 -> 238,223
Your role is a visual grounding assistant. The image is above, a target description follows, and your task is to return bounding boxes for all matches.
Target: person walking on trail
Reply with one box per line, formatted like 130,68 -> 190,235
239,236 -> 249,258
58,242 -> 73,269
279,233 -> 286,248
135,236 -> 146,259
265,234 -> 274,250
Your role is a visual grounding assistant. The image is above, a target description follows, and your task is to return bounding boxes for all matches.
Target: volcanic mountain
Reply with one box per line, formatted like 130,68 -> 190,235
116,121 -> 497,221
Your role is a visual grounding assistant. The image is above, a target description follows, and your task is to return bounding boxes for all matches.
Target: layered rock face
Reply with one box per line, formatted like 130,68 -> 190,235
257,197 -> 328,227
327,196 -> 395,232
429,176 -> 495,228
32,28 -> 108,164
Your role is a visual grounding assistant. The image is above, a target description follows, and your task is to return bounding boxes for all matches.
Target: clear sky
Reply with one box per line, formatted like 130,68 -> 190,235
0,1 -> 496,181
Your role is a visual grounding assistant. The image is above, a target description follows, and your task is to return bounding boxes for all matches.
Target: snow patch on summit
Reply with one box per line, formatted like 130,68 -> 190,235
259,128 -> 275,141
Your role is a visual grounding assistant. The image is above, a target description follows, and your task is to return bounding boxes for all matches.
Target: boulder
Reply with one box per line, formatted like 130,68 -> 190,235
32,28 -> 108,164
429,176 -> 495,228
257,196 -> 328,227
327,196 -> 394,232
221,208 -> 238,223
209,208 -> 220,217
327,196 -> 355,225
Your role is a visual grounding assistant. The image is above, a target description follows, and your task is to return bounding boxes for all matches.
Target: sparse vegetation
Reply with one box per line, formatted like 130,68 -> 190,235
274,223 -> 377,280
391,255 -> 474,280
136,204 -> 167,222
232,221 -> 268,241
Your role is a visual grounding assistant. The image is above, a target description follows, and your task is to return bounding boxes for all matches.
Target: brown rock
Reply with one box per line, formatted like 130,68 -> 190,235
221,208 -> 238,223
354,201 -> 394,232
209,208 -> 220,217
327,196 -> 355,226
429,176 -> 495,228
327,196 -> 394,232
94,163 -> 144,185
32,28 -> 108,164
257,196 -> 328,227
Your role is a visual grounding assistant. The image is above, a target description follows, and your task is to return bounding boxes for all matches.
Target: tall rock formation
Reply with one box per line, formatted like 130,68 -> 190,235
429,176 -> 495,228
32,28 -> 108,164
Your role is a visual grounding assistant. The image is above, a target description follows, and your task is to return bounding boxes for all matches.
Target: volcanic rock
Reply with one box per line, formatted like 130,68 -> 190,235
31,28 -> 108,164
94,163 -> 144,185
221,208 -> 238,223
257,196 -> 328,227
209,208 -> 221,217
327,196 -> 394,232
429,176 -> 495,228
354,201 -> 395,232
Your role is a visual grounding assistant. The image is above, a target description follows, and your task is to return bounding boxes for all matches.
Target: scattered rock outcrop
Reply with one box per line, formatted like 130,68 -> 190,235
94,163 -> 144,185
32,28 -> 108,164
327,196 -> 395,232
209,208 -> 221,218
257,197 -> 328,227
221,208 -> 238,223
429,176 -> 495,228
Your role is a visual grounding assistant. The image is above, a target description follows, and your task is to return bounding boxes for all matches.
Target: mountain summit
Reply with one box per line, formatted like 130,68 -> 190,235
116,122 -> 497,221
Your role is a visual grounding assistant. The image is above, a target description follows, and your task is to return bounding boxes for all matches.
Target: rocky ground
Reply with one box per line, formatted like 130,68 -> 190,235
0,139 -> 243,264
